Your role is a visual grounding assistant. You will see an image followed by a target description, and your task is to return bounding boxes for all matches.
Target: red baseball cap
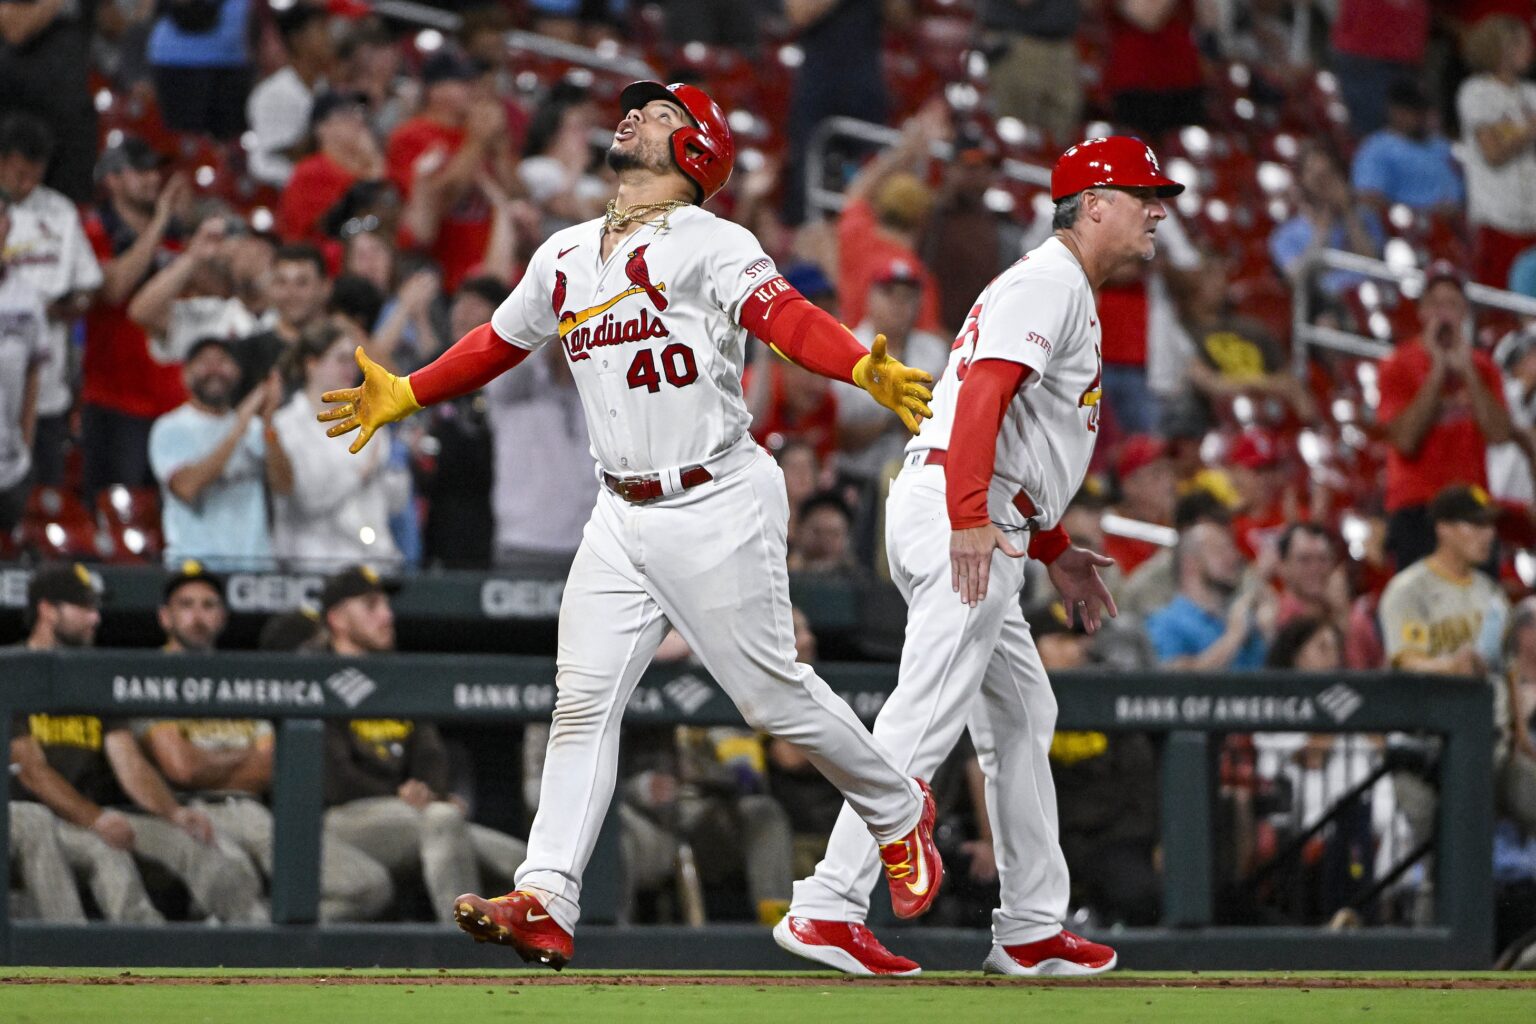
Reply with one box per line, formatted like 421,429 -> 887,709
872,257 -> 922,288
1229,429 -> 1283,471
1115,435 -> 1169,479
1051,136 -> 1185,202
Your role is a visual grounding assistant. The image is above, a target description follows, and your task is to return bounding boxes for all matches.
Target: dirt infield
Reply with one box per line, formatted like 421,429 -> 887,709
3,971 -> 1534,990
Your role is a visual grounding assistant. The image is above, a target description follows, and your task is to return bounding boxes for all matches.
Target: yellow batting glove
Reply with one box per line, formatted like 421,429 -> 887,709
852,333 -> 934,435
316,346 -> 422,454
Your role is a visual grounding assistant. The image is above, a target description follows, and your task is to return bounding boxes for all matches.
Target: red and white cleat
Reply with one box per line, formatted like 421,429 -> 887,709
453,890 -> 574,970
878,778 -> 943,919
983,929 -> 1118,976
772,915 -> 922,976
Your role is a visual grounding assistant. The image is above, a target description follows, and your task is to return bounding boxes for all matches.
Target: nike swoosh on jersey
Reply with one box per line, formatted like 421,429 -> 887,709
525,910 -> 551,922
558,245 -> 580,259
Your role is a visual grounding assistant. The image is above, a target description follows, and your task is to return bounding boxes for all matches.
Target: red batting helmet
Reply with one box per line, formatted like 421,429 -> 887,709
1050,136 -> 1184,202
618,81 -> 734,204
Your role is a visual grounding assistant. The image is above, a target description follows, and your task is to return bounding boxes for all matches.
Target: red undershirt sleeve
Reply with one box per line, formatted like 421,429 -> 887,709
407,322 -> 531,406
737,277 -> 865,385
945,358 -> 1073,564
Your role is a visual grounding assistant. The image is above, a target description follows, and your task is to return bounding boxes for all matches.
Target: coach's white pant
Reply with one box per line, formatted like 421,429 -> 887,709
516,439 -> 922,933
789,463 -> 1070,946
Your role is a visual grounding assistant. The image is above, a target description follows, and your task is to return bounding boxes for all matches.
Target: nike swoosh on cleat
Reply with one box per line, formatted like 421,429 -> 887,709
905,846 -> 930,897
558,246 -> 579,259
525,910 -> 551,923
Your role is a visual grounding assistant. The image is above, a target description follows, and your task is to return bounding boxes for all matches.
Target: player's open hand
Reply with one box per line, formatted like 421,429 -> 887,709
1046,546 -> 1118,634
317,346 -> 423,454
951,524 -> 1024,607
853,334 -> 934,435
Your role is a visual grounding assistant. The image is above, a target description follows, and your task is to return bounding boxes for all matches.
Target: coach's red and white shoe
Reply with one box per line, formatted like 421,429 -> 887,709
773,915 -> 922,976
878,778 -> 943,919
982,929 -> 1118,976
453,890 -> 574,970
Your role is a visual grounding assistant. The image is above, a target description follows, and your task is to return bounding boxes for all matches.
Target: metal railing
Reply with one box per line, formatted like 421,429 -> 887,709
1292,248 -> 1536,376
0,650 -> 1495,967
803,116 -> 1051,220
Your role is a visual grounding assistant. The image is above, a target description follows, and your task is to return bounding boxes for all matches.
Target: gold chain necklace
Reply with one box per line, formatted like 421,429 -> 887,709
603,198 -> 689,233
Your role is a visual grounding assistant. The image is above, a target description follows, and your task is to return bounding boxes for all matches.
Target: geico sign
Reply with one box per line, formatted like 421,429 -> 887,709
480,579 -> 564,619
226,574 -> 325,614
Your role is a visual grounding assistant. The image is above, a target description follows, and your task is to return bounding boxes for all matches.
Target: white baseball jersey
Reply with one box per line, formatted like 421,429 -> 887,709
4,185 -> 103,417
490,206 -> 779,477
907,236 -> 1102,530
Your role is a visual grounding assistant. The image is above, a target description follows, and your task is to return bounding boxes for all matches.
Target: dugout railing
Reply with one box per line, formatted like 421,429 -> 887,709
0,649 -> 1493,969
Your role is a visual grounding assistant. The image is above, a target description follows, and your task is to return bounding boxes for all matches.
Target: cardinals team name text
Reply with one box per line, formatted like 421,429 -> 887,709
563,309 -> 671,362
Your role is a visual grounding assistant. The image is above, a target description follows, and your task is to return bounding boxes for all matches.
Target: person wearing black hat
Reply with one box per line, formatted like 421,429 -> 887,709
247,3 -> 337,187
132,562 -> 394,922
1379,483 -> 1510,849
277,90 -> 388,245
384,47 -> 511,291
11,563 -> 265,924
1379,484 -> 1508,677
79,137 -> 191,499
148,329 -> 294,569
1377,263 -> 1513,570
1351,79 -> 1464,216
318,566 -> 525,923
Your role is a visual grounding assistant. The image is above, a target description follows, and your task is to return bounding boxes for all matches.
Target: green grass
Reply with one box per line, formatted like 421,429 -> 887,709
0,970 -> 1532,1024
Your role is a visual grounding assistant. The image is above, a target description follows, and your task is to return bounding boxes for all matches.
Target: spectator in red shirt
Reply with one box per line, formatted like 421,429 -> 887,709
386,49 -> 513,292
1377,261 -> 1512,569
1104,434 -> 1177,576
1103,0 -> 1208,138
1273,522 -> 1351,632
80,137 -> 190,497
278,90 -> 388,246
745,356 -> 840,465
1226,428 -> 1293,560
1330,0 -> 1431,135
835,103 -> 946,336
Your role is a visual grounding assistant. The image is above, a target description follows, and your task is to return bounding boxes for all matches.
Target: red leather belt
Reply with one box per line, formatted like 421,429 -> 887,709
909,449 -> 1039,519
602,465 -> 713,504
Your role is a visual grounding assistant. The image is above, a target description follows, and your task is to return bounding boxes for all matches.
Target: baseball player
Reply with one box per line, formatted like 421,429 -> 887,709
317,81 -> 942,969
775,137 -> 1184,976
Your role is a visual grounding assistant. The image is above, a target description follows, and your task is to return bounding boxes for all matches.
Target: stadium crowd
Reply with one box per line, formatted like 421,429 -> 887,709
1,0 -> 1536,965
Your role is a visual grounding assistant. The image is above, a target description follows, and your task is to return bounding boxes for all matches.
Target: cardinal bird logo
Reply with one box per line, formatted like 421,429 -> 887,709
552,270 -> 569,317
551,250 -> 670,339
624,244 -> 668,311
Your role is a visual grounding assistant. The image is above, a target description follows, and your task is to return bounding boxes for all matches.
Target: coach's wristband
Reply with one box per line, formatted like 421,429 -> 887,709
1028,524 -> 1071,565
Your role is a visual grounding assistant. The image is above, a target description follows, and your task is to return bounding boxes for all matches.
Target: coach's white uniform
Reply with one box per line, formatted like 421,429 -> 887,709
790,236 -> 1103,946
489,206 -> 922,933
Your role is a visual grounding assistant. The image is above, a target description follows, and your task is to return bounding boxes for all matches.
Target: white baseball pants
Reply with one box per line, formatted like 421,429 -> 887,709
516,438 -> 923,932
789,461 -> 1070,945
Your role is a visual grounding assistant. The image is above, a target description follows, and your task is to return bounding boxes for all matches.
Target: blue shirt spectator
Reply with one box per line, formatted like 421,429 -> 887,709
1271,144 -> 1386,297
1146,594 -> 1269,669
148,338 -> 291,569
1144,522 -> 1269,670
147,0 -> 251,68
1351,80 -> 1464,213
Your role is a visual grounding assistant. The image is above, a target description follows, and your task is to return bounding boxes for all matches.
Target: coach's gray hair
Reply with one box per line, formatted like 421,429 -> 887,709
1052,192 -> 1084,230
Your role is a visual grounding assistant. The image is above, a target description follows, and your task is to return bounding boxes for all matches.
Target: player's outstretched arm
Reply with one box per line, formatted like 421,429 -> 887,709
318,323 -> 530,453
738,279 -> 933,433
